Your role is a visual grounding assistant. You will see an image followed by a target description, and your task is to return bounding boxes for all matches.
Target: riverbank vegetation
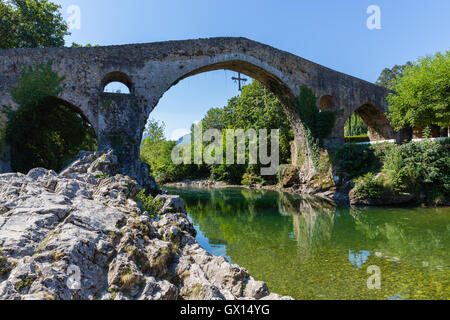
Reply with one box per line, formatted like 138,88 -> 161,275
351,139 -> 450,206
343,50 -> 450,206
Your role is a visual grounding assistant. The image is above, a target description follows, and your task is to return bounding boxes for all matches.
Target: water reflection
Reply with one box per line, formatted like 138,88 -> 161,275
165,186 -> 450,300
348,250 -> 370,269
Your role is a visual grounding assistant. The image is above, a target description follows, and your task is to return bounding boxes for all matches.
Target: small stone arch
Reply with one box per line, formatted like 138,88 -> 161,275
7,95 -> 98,173
101,71 -> 133,94
318,95 -> 335,111
44,96 -> 96,130
351,103 -> 395,141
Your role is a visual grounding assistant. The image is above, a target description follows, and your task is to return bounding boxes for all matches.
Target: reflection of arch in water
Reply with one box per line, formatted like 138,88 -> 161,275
278,193 -> 335,255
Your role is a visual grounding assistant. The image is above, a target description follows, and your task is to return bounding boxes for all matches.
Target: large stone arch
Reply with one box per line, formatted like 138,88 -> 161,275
141,55 -> 300,141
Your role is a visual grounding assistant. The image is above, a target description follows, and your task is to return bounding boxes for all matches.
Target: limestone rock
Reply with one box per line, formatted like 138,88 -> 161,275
0,151 -> 292,300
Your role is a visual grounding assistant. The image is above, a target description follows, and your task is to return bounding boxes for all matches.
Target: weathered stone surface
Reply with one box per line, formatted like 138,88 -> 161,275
156,195 -> 186,214
0,151 -> 292,300
282,165 -> 300,188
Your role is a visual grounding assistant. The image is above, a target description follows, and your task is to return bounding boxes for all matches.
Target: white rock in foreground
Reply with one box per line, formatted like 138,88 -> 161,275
0,151 -> 293,300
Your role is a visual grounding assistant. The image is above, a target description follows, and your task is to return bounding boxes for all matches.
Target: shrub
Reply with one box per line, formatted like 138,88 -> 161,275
241,173 -> 266,186
331,144 -> 382,180
210,164 -> 246,184
383,141 -> 450,203
344,135 -> 370,143
136,189 -> 163,218
353,173 -> 385,199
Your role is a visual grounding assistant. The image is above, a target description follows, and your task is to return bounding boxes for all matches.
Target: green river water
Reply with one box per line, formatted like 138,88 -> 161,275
165,186 -> 450,300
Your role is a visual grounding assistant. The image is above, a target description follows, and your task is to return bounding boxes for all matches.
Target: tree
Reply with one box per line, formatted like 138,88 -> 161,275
140,81 -> 296,184
140,118 -> 166,166
0,0 -> 69,49
201,107 -> 225,132
387,51 -> 450,132
222,81 -> 294,164
376,62 -> 413,89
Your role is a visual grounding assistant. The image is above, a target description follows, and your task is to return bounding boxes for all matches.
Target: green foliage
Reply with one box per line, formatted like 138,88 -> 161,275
294,87 -> 336,167
70,43 -> 99,47
422,126 -> 432,139
2,61 -> 97,173
354,173 -> 385,200
10,60 -> 65,106
345,113 -> 367,137
331,143 -> 390,180
295,87 -> 336,144
15,279 -> 34,291
0,249 -> 10,276
350,141 -> 449,205
136,189 -> 163,218
140,119 -> 208,183
207,81 -> 294,183
387,51 -> 450,130
141,81 -> 294,185
210,163 -> 246,184
382,141 -> 449,202
376,62 -> 413,89
222,81 -> 294,163
95,173 -> 110,179
140,118 -> 167,166
276,164 -> 289,185
0,0 -> 69,49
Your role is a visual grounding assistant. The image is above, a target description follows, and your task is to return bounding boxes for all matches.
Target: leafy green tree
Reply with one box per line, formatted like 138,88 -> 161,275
201,107 -> 226,132
140,119 -> 207,183
140,118 -> 166,166
0,0 -> 69,49
4,61 -> 97,173
387,51 -> 450,132
222,81 -> 294,164
140,81 -> 296,184
295,87 -> 335,144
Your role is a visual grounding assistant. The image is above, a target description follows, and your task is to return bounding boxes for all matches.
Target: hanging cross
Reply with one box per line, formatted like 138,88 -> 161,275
232,72 -> 247,91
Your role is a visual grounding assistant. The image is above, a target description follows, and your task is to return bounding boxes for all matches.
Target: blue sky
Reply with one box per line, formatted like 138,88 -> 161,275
54,0 -> 450,140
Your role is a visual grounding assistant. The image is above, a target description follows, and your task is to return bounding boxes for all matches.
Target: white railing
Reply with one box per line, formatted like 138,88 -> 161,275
354,137 -> 448,145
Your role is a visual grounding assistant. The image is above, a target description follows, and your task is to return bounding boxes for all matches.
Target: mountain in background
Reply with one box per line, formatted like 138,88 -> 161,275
176,133 -> 191,145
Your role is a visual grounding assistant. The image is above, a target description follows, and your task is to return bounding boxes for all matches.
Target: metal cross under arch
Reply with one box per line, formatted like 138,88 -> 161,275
232,72 -> 248,91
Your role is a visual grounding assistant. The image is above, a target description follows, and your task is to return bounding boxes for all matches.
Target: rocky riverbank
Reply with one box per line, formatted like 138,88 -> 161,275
0,151 -> 292,300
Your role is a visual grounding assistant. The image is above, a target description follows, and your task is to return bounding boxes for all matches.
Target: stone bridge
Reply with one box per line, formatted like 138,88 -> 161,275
0,37 -> 398,183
